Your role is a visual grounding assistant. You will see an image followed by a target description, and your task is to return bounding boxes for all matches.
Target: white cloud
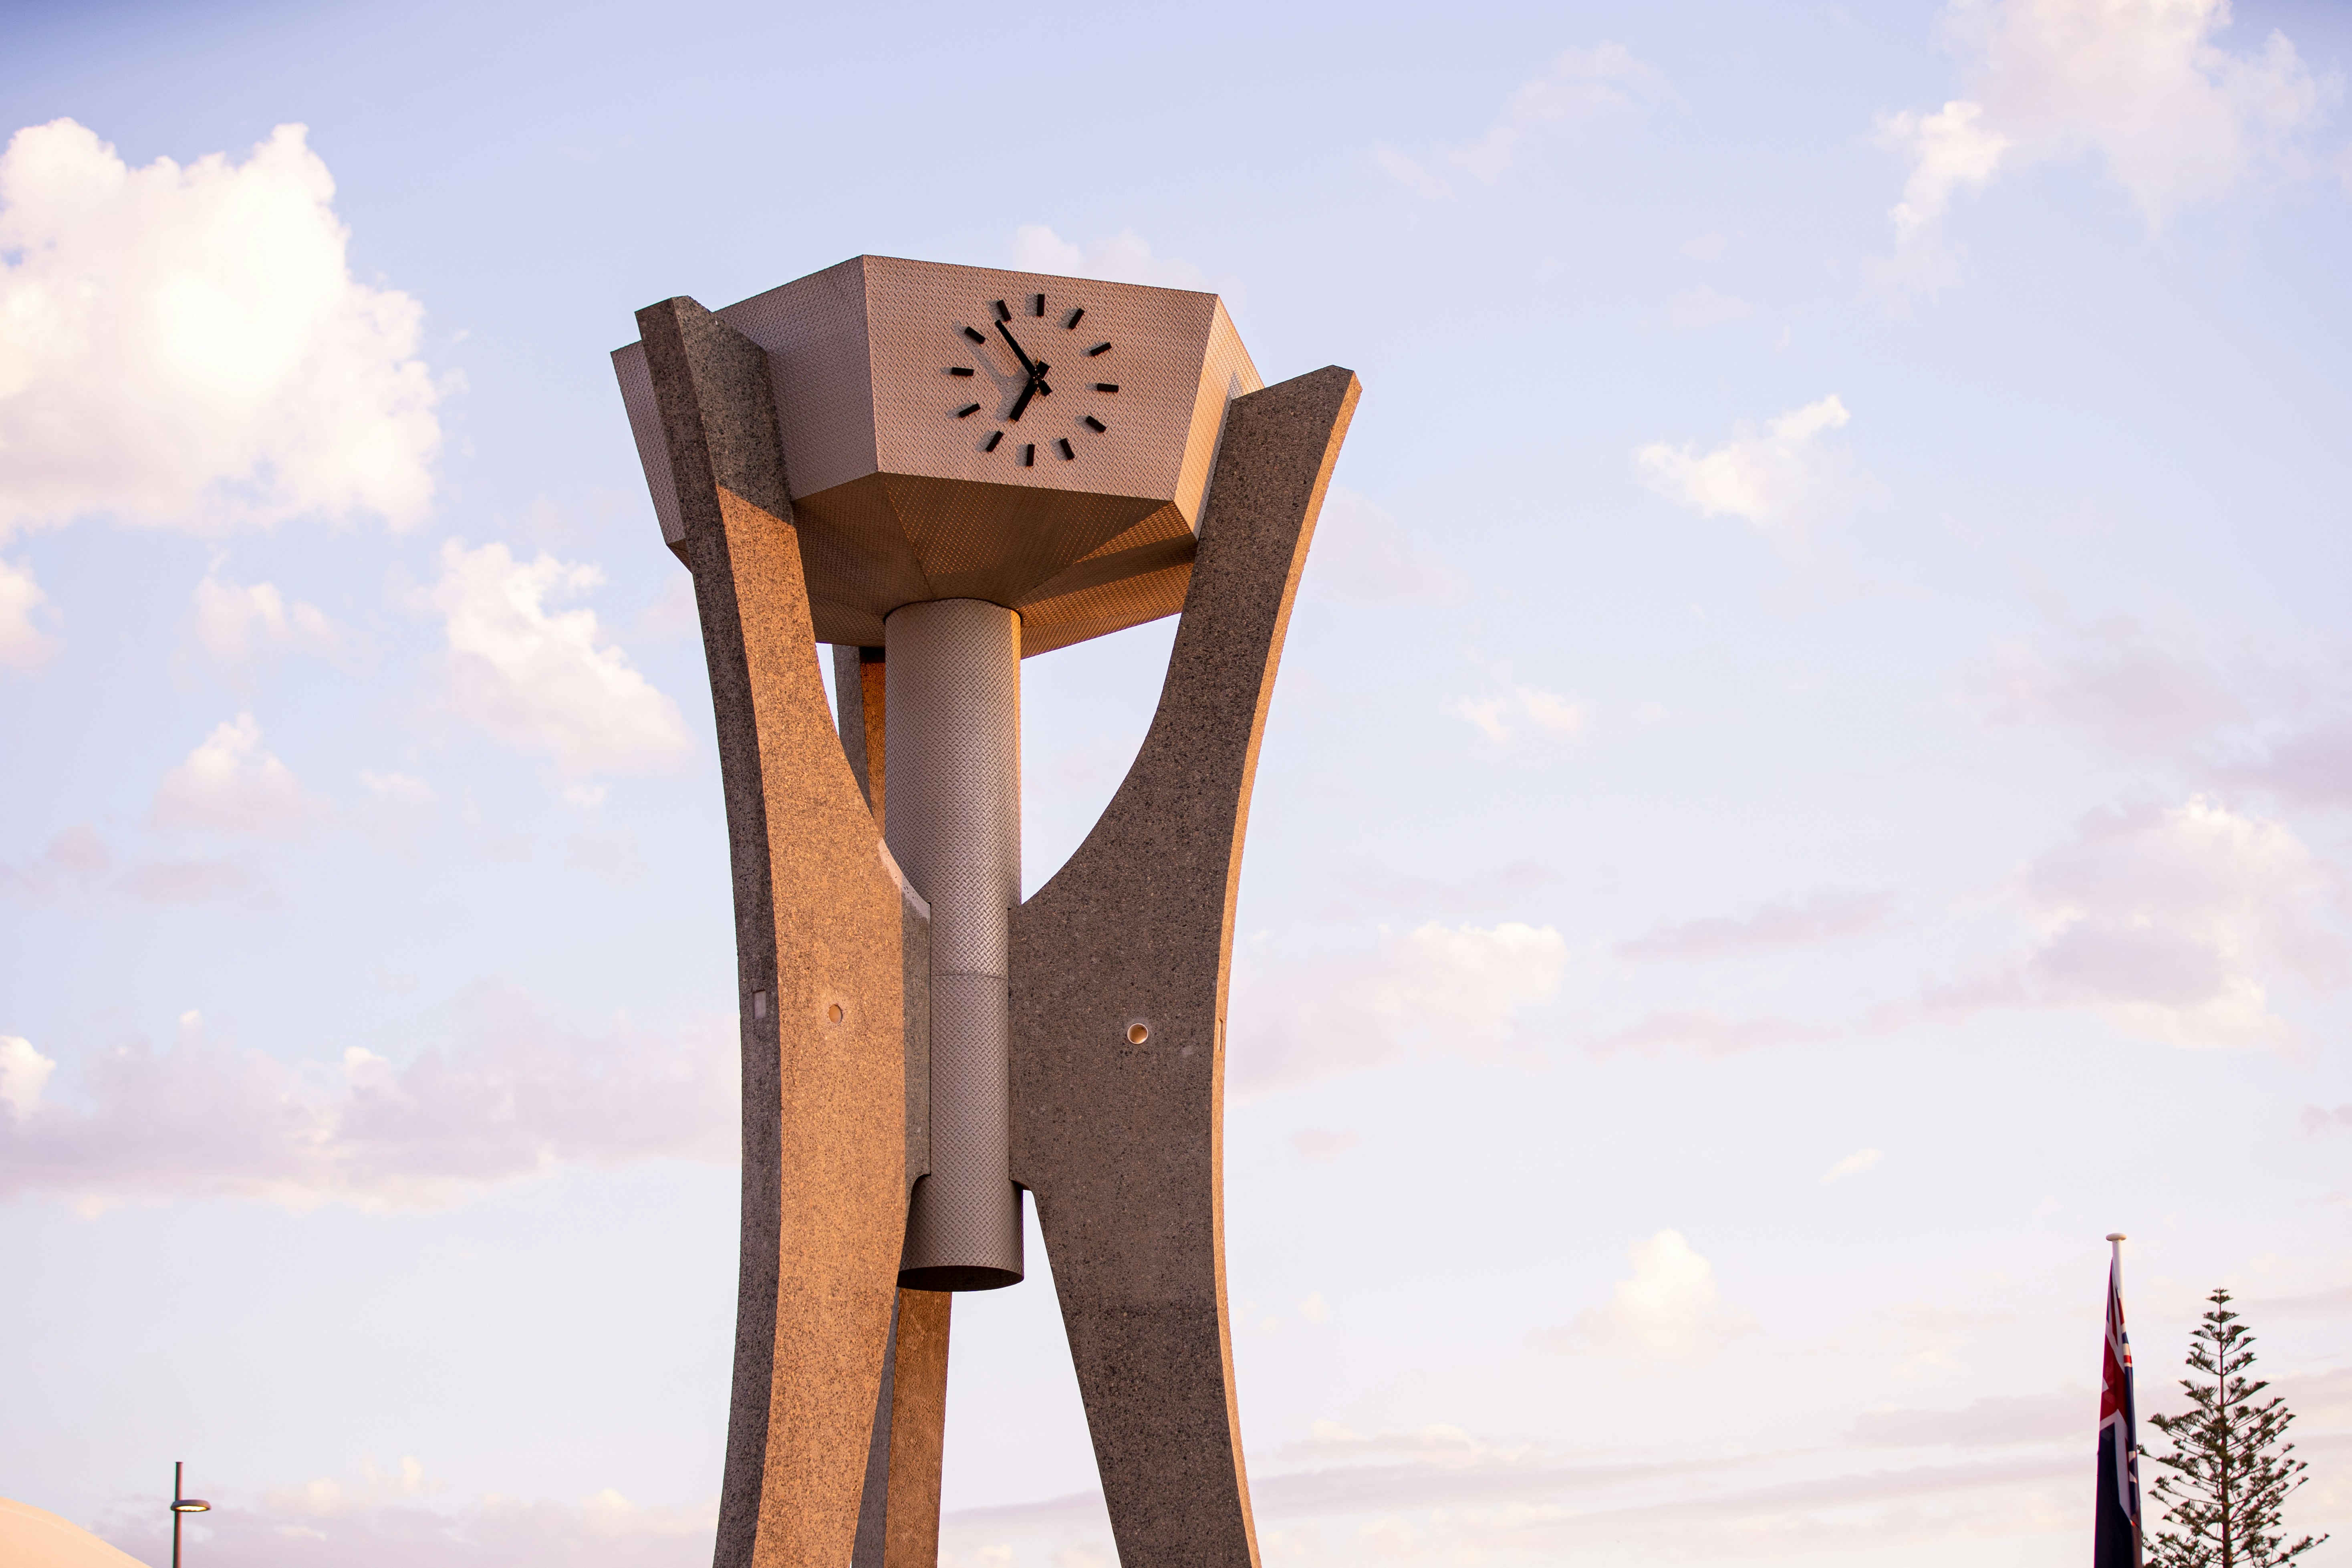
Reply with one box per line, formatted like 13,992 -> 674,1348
1823,1147 -> 1884,1183
0,555 -> 53,666
1377,43 -> 1664,193
1877,0 -> 2330,268
0,993 -> 738,1212
1229,922 -> 1570,1097
430,539 -> 689,776
1010,226 -> 1206,288
1636,394 -> 1851,547
151,713 -> 318,834
1534,1230 -> 1757,1372
0,119 -> 443,536
1,1035 -> 55,1119
1929,796 -> 2350,1048
192,568 -> 334,658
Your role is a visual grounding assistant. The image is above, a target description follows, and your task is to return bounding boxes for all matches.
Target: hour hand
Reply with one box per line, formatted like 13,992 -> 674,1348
1008,377 -> 1039,422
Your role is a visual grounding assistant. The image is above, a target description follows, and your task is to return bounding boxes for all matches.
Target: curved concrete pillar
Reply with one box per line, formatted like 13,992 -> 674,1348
1011,365 -> 1362,1568
635,295 -> 917,1568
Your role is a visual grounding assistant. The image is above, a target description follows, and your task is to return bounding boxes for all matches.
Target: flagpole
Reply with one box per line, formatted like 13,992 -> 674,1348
2106,1232 -> 2139,1568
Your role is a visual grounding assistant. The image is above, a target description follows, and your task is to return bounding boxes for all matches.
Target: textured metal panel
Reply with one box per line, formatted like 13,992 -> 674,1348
859,255 -> 1252,508
1010,365 -> 1362,1568
717,258 -> 880,499
1019,563 -> 1195,659
886,598 -> 1022,1289
616,255 -> 1265,655
1174,301 -> 1261,534
611,341 -> 685,550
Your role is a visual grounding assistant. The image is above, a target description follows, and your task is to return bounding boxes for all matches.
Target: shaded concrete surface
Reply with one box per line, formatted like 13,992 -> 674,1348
0,1499 -> 148,1568
1010,366 -> 1362,1568
835,648 -> 954,1568
639,296 -> 913,1568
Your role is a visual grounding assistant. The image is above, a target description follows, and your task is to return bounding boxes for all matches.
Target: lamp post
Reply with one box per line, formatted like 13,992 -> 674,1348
167,1462 -> 210,1568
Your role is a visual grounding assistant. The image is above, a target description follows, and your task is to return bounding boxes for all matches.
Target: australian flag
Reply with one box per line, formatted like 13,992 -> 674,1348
2096,1242 -> 2142,1568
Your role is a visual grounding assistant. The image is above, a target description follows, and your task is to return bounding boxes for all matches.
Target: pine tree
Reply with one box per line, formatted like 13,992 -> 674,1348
2145,1288 -> 2328,1568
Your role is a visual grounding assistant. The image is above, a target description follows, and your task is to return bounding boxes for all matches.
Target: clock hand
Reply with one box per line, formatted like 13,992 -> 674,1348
995,319 -> 1040,375
1008,377 -> 1039,423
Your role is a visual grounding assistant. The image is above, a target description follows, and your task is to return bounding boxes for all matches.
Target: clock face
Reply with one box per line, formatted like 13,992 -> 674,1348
946,291 -> 1118,469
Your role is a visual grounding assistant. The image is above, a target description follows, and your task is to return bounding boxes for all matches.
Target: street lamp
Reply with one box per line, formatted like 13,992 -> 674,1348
167,1462 -> 210,1568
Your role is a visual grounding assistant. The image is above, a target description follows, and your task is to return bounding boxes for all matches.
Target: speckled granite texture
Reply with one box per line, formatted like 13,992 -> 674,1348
638,295 -> 919,1568
1010,365 -> 1361,1568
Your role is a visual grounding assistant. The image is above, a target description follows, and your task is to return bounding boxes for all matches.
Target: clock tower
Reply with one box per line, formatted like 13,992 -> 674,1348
615,254 -> 1357,1568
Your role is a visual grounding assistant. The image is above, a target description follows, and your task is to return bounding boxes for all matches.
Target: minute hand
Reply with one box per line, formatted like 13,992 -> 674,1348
996,321 -> 1054,396
995,318 -> 1040,374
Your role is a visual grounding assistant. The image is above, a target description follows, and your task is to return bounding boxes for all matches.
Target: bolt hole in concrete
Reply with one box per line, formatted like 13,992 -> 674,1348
1128,1023 -> 1149,1044
828,1003 -> 844,1023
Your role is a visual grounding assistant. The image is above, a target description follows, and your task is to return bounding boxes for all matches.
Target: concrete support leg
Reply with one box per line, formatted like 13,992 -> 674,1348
636,296 -> 915,1568
1010,367 -> 1362,1568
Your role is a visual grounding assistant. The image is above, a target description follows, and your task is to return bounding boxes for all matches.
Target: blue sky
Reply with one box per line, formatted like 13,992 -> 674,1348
4,1 -> 2352,1563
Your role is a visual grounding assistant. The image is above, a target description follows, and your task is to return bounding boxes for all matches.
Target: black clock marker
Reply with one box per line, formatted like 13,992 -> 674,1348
983,431 -> 1003,451
1020,443 -> 1035,467
1065,307 -> 1085,329
1086,342 -> 1111,357
1031,294 -> 1045,316
993,299 -> 1011,321
1083,415 -> 1106,433
955,403 -> 981,419
1092,383 -> 1118,393
1056,438 -> 1074,460
961,326 -> 987,345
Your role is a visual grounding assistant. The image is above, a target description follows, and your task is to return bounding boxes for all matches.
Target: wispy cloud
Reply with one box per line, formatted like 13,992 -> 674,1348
1009,226 -> 1205,289
0,555 -> 54,666
1533,1230 -> 1758,1374
1635,395 -> 1852,548
1617,888 -> 1898,963
1313,860 -> 1559,924
192,566 -> 336,659
1872,0 -> 2330,292
0,992 -> 737,1212
1376,43 -> 1665,195
1925,796 -> 2350,1049
1229,922 -> 1569,1098
1822,1147 -> 1883,1184
1447,650 -> 1586,745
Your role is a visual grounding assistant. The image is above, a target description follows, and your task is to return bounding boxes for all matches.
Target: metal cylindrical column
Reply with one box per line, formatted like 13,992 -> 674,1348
887,599 -> 1023,1290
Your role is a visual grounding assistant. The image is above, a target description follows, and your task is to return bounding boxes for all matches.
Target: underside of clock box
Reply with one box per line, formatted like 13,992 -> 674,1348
613,254 -> 1262,656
